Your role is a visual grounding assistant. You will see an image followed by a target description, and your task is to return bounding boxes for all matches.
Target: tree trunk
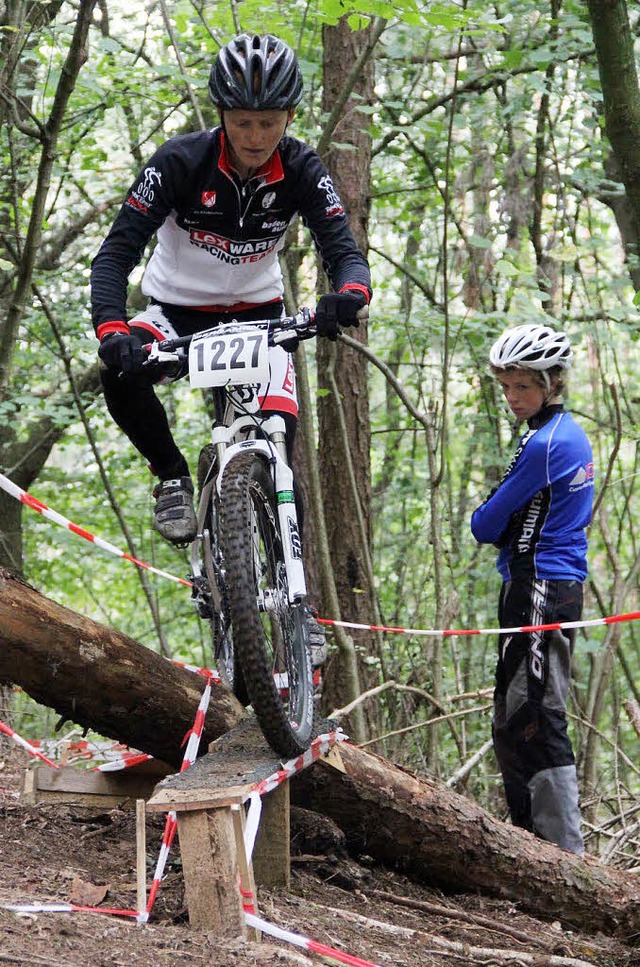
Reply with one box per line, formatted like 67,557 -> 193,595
291,742 -> 640,938
586,0 -> 640,268
0,569 -> 245,768
318,19 -> 377,728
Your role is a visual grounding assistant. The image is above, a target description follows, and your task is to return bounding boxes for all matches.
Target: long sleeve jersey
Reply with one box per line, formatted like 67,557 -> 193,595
470,405 -> 594,582
91,128 -> 371,334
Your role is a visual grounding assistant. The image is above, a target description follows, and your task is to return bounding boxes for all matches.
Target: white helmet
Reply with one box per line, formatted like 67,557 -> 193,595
489,324 -> 572,371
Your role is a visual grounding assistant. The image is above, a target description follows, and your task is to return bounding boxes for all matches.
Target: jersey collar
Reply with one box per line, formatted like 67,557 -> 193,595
528,403 -> 564,430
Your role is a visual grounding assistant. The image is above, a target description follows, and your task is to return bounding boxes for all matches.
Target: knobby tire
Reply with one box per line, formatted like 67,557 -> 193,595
196,445 -> 248,704
220,452 -> 314,758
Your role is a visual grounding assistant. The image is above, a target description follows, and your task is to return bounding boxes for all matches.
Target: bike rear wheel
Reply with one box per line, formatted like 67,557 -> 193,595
196,445 -> 248,703
220,451 -> 314,758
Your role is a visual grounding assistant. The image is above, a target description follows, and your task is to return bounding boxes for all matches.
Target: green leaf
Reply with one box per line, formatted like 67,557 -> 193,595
347,13 -> 371,30
550,243 -> 579,263
467,235 -> 493,250
97,36 -> 121,53
495,259 -> 519,277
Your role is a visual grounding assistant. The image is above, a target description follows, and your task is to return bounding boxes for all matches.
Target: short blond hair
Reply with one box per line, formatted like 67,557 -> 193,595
490,363 -> 566,396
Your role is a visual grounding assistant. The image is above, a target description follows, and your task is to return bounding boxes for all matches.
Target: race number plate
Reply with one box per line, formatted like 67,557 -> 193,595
188,323 -> 270,388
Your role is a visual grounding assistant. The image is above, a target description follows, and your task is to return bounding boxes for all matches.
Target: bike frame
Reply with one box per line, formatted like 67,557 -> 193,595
147,312 -> 313,609
188,396 -> 307,605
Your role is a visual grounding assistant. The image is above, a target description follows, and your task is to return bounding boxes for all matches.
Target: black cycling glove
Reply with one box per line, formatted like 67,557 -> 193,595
98,332 -> 145,374
315,291 -> 367,341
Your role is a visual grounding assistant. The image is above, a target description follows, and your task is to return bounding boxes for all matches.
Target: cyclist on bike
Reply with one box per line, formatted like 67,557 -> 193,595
471,324 -> 594,853
91,34 -> 371,659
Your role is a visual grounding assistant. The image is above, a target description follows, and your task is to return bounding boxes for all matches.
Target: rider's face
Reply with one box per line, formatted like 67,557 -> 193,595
495,369 -> 556,422
221,109 -> 294,179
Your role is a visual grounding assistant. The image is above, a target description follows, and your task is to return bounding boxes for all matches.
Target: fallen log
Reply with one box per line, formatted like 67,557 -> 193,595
0,569 -> 245,767
2,568 -> 639,937
290,742 -> 640,937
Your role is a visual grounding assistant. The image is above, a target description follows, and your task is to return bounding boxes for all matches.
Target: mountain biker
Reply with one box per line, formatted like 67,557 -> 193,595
470,325 -> 594,853
91,34 -> 372,663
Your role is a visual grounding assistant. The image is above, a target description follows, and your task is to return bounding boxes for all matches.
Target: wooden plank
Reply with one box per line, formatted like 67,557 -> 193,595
146,784 -> 253,813
253,781 -> 290,890
21,765 -> 160,807
136,799 -> 147,918
177,808 -> 247,935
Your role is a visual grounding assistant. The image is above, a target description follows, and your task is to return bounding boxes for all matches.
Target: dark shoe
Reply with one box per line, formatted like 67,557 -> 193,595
152,476 -> 197,546
304,606 -> 328,668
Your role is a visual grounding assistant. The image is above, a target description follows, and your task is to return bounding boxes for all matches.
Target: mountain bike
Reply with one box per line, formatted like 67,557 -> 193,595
146,309 -> 317,759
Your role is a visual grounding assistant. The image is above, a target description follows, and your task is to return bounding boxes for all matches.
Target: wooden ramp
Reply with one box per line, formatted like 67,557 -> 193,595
147,718 -> 345,935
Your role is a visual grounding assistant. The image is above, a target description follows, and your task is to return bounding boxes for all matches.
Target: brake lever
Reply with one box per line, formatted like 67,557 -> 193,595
270,308 -> 317,346
144,342 -> 182,365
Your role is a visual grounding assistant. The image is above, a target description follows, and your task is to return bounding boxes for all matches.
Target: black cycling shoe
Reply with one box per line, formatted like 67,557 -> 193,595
152,476 -> 197,546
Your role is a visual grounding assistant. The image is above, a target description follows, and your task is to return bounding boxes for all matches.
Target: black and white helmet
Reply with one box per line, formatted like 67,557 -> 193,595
209,34 -> 303,111
489,324 -> 573,371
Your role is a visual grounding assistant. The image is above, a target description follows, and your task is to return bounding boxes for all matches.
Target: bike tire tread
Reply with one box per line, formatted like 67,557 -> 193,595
220,452 -> 313,758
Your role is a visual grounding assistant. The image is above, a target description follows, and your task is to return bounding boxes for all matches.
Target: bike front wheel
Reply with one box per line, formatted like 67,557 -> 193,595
220,452 -> 314,758
196,445 -> 248,704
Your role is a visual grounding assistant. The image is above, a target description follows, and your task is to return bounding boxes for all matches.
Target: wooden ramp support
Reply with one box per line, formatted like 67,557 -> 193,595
146,719 -> 345,935
22,757 -> 172,809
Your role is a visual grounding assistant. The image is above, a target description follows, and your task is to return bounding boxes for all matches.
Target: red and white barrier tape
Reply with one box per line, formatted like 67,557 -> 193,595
0,720 -> 58,769
0,471 -> 191,587
1,674 -> 214,924
171,658 -> 221,682
254,732 -> 344,799
143,812 -> 178,924
245,912 -> 383,967
5,469 -> 639,640
95,663 -> 219,773
96,752 -> 153,773
319,610 -> 640,638
3,902 -> 139,919
53,737 -> 142,768
235,732 -> 347,937
243,731 -> 347,863
97,663 -> 218,773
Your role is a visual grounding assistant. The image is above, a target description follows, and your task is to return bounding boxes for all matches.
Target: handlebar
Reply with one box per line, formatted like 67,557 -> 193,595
145,307 -> 317,362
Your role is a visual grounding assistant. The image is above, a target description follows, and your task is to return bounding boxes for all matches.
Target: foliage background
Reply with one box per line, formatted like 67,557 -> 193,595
1,0 -> 638,863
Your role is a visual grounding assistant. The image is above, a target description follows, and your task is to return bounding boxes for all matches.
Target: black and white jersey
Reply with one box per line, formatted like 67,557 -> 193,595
91,128 -> 371,332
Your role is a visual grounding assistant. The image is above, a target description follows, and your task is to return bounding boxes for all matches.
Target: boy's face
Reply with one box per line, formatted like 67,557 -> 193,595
221,108 -> 294,177
495,369 -> 548,422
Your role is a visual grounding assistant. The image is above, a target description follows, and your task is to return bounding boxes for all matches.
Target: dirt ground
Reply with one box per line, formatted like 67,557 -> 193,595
1,744 -> 639,967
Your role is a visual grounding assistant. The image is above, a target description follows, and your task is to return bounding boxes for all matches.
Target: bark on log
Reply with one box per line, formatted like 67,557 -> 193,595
0,569 -> 245,767
291,743 -> 640,938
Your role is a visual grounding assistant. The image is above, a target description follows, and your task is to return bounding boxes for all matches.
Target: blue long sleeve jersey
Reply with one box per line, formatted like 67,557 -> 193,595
470,405 -> 594,582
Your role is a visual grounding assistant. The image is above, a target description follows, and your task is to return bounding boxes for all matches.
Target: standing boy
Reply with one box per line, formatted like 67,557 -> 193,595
471,324 -> 594,853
